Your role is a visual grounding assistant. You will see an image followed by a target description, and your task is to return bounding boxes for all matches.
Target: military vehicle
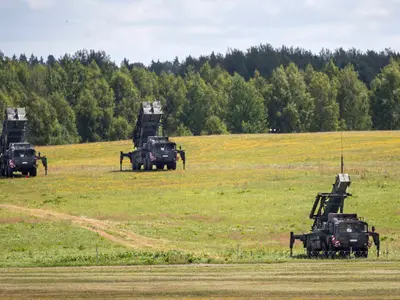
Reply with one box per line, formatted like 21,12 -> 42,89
0,108 -> 48,177
120,101 -> 186,171
289,170 -> 380,258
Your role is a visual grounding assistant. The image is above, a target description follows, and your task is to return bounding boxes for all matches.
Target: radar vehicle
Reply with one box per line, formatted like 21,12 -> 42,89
289,172 -> 380,258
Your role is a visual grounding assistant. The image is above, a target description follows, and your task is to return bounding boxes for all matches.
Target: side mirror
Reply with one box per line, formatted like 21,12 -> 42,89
372,226 -> 375,232
179,146 -> 182,150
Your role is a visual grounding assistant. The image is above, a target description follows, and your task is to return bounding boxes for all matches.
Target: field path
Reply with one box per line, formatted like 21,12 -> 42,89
0,204 -> 171,250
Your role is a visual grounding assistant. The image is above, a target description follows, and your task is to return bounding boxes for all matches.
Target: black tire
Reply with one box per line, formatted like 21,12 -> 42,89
132,160 -> 138,170
321,242 -> 329,258
144,158 -> 152,171
7,166 -> 13,177
142,158 -> 147,170
354,248 -> 368,258
156,164 -> 164,170
167,162 -> 176,170
327,243 -> 336,259
307,248 -> 314,258
29,168 -> 37,177
338,250 -> 348,258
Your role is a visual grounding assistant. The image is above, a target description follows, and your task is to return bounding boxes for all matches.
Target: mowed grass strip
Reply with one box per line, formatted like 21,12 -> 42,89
0,131 -> 399,266
0,261 -> 399,299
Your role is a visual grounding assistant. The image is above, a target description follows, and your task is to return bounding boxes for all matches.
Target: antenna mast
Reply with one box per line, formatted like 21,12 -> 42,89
340,130 -> 344,173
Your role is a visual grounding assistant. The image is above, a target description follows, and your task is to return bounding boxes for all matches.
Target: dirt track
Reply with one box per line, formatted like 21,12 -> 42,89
0,204 -> 171,250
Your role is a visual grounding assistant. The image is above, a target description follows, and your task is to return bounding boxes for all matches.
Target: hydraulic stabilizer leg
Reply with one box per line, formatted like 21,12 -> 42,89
120,151 -> 123,171
42,157 -> 48,175
177,148 -> 186,170
289,232 -> 307,257
36,152 -> 48,175
369,227 -> 380,257
120,151 -> 133,171
290,232 -> 294,257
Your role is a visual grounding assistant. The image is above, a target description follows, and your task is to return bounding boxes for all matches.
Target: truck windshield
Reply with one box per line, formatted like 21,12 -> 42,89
338,222 -> 367,233
13,149 -> 35,158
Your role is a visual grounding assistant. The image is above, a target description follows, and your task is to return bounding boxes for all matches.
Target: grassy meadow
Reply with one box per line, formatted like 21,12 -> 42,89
1,131 -> 400,267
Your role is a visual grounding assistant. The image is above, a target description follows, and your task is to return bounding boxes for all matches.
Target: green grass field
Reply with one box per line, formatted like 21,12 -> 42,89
1,261 -> 399,299
1,131 -> 400,267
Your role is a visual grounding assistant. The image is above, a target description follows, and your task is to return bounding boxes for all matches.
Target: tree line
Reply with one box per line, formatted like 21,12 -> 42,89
0,46 -> 400,146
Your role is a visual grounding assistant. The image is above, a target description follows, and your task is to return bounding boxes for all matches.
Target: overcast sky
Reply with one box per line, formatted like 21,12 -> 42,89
1,0 -> 399,65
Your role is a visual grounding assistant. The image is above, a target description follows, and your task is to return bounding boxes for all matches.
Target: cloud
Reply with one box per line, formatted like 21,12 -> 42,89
0,0 -> 400,64
25,0 -> 56,10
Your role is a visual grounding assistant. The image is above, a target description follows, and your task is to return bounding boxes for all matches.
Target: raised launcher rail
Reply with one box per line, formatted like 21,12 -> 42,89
133,101 -> 163,149
120,101 -> 186,171
0,108 -> 28,152
0,108 -> 48,176
308,173 -> 352,231
289,173 -> 380,258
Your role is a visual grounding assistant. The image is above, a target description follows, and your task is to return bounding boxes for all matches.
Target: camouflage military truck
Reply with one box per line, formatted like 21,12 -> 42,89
120,101 -> 186,171
0,108 -> 47,177
289,173 -> 380,258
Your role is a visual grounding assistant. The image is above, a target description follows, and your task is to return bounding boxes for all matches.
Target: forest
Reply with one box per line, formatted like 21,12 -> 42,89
0,44 -> 400,145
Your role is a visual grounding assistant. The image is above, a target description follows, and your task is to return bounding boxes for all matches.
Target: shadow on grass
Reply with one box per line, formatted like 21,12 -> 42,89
0,173 -> 34,180
109,169 -> 173,173
290,252 -> 373,260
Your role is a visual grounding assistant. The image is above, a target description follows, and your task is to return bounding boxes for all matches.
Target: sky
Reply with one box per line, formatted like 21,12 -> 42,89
1,0 -> 400,65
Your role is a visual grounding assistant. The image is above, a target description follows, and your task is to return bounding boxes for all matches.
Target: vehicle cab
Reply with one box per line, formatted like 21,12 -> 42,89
6,142 -> 37,175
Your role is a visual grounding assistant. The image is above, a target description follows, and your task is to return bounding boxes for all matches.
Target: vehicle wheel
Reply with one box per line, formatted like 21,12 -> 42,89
142,158 -> 147,170
321,242 -> 329,258
29,168 -> 37,177
132,160 -> 140,170
167,162 -> 176,170
354,248 -> 368,258
7,166 -> 13,177
327,244 -> 335,259
307,248 -> 314,258
156,164 -> 164,170
338,250 -> 348,258
144,158 -> 152,171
